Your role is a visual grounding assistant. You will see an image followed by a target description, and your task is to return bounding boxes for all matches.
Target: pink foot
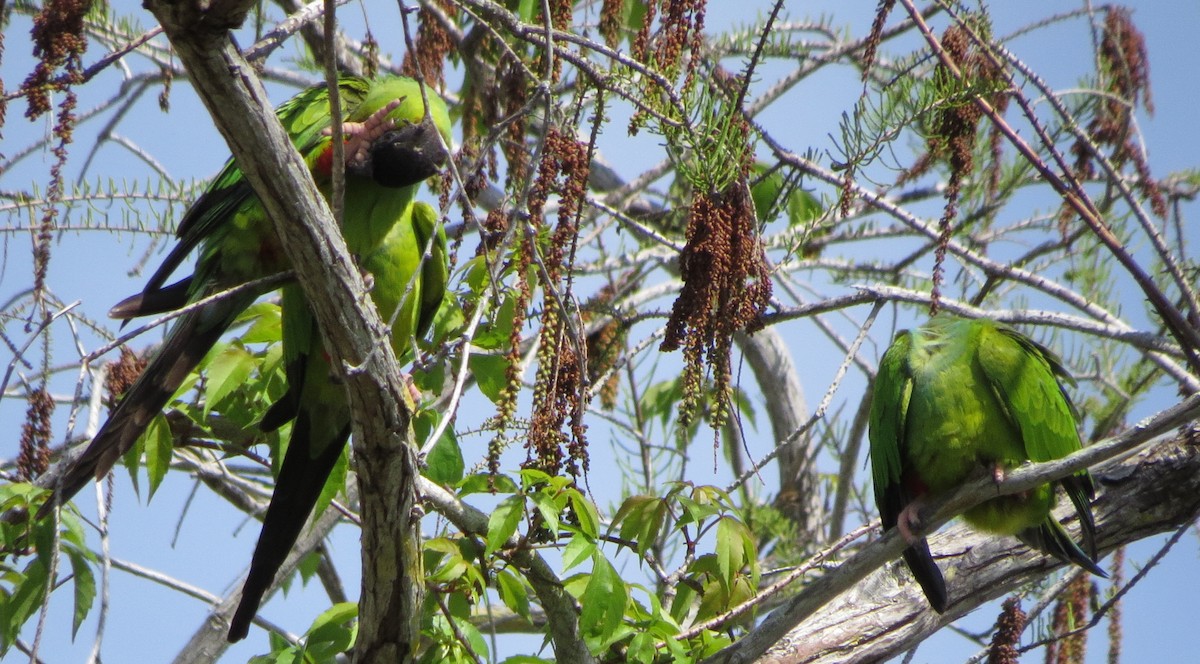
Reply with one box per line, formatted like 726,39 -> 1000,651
403,373 -> 422,404
897,500 -> 924,544
324,98 -> 406,171
992,462 -> 1007,484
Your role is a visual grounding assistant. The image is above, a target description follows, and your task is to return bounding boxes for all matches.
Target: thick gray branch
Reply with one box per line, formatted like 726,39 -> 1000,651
703,395 -> 1200,663
763,432 -> 1200,663
734,329 -> 821,541
142,1 -> 422,660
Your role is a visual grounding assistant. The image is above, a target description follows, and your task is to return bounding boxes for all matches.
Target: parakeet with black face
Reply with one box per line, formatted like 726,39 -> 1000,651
41,76 -> 450,516
227,200 -> 448,641
869,315 -> 1105,613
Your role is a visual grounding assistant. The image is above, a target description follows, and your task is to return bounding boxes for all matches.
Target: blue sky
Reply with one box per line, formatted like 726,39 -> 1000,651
2,1 -> 1198,662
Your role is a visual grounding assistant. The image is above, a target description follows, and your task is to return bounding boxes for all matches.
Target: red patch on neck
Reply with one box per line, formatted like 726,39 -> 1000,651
314,143 -> 335,178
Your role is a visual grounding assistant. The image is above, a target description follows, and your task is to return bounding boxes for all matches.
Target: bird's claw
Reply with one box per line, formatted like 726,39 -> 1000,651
897,502 -> 924,544
991,462 -> 1007,484
325,98 -> 406,173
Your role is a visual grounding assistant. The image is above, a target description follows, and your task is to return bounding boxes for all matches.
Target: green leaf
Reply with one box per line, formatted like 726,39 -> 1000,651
639,379 -> 683,429
496,568 -> 532,623
204,344 -> 255,412
238,301 -> 283,343
715,516 -> 748,592
518,467 -> 553,489
471,292 -> 517,350
2,557 -> 48,653
470,353 -> 511,404
303,601 -> 358,657
515,0 -> 536,23
788,188 -> 823,228
562,532 -> 596,572
612,494 -> 668,557
458,472 -> 518,496
530,490 -> 560,535
297,549 -> 322,585
312,446 -> 349,523
567,490 -> 600,539
627,631 -> 657,664
66,546 -> 97,636
418,411 -> 464,485
143,413 -> 174,497
579,552 -> 626,645
485,495 -> 524,554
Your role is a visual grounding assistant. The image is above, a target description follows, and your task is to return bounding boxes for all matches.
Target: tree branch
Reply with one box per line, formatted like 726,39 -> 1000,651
702,394 -> 1200,663
417,477 -> 596,663
141,1 -> 423,658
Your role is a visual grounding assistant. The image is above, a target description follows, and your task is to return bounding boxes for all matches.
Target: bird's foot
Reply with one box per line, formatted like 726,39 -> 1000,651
992,462 -> 1007,484
326,98 -> 405,172
403,372 -> 422,405
897,500 -> 925,544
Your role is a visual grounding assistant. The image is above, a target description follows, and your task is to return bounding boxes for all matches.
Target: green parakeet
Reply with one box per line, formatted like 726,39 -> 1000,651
868,315 -> 1105,613
41,76 -> 451,516
227,201 -> 448,641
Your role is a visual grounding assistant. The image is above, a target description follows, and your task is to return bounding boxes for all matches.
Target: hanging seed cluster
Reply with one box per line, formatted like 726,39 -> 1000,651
1070,8 -> 1164,218
401,0 -> 455,89
600,0 -> 625,49
538,0 -> 574,83
17,388 -> 55,481
524,129 -> 592,476
661,177 -> 772,435
105,346 -> 149,410
583,277 -> 634,411
986,597 -> 1026,664
461,40 -> 530,192
628,0 -> 707,134
1046,574 -> 1095,664
910,23 -> 1007,315
23,0 -> 90,313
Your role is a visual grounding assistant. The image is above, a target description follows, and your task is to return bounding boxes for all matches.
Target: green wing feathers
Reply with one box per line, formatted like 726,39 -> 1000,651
868,330 -> 912,530
868,329 -> 949,612
868,316 -> 1104,614
977,323 -> 1103,572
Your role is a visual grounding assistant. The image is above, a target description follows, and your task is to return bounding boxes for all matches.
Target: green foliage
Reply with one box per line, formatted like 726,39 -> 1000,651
608,483 -> 761,650
417,410 -> 464,486
0,484 -> 97,654
250,602 -> 358,663
115,303 -> 289,501
3,0 -> 1194,661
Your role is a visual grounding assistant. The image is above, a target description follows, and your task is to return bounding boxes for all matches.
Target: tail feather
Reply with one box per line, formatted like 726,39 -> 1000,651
39,298 -> 246,519
1060,474 -> 1099,560
1017,518 -> 1107,578
109,277 -> 194,319
902,539 -> 948,613
227,412 -> 350,642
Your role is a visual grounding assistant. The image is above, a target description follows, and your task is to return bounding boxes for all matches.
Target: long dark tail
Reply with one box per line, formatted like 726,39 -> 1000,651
227,412 -> 350,642
109,277 -> 194,319
39,297 -> 248,519
1017,518 -> 1107,577
903,538 -> 948,613
1017,474 -> 1106,578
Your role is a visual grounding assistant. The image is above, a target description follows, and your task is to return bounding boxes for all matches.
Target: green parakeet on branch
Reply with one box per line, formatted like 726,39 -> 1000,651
41,76 -> 451,516
227,201 -> 448,641
868,315 -> 1105,613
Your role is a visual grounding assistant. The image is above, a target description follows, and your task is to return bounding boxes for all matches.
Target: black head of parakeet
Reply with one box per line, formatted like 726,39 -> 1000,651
360,117 -> 449,188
